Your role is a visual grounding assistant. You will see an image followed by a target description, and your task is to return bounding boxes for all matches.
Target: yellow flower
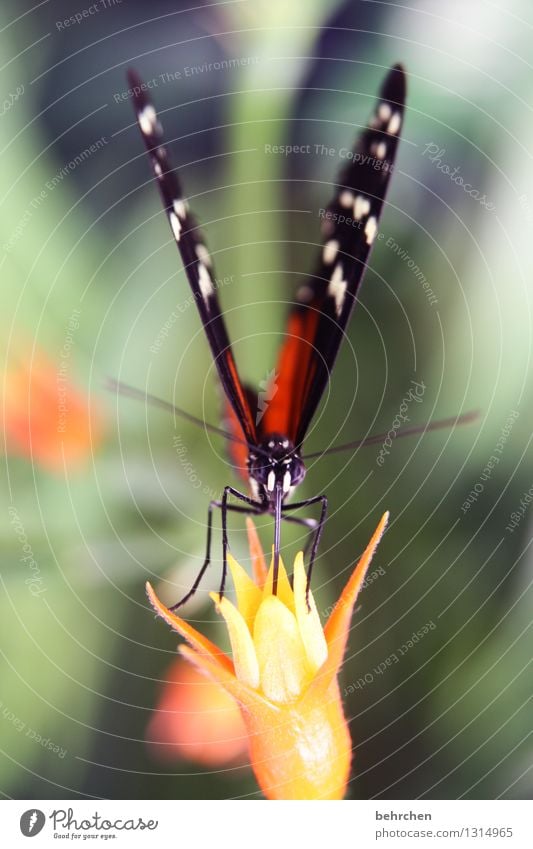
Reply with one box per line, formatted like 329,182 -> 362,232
146,512 -> 389,799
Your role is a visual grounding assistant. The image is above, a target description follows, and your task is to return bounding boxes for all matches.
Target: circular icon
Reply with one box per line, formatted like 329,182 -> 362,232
20,810 -> 46,837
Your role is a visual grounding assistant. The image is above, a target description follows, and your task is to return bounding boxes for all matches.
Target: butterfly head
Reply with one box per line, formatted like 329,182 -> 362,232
248,434 -> 306,503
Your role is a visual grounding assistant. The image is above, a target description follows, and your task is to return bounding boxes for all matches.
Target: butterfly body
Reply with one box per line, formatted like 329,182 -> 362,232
126,64 -> 407,606
247,434 -> 305,503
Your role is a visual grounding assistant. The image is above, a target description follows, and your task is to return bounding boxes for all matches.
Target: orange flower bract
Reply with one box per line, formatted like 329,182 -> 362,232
147,512 -> 389,799
2,350 -> 102,471
146,658 -> 248,767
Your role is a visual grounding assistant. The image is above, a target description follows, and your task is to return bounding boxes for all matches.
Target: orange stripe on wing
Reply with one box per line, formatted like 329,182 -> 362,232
222,394 -> 251,484
224,351 -> 257,443
260,308 -> 320,443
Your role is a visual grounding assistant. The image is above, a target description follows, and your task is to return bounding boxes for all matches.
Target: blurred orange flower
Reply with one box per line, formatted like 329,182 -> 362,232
2,349 -> 103,471
146,657 -> 248,766
147,512 -> 389,799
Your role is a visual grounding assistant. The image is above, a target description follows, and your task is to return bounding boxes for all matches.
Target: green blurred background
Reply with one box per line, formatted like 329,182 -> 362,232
1,0 -> 531,799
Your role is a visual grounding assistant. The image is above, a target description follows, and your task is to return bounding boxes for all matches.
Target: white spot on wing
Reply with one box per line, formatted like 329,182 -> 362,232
169,211 -> 181,242
353,195 -> 371,221
173,199 -> 187,220
196,243 -> 212,268
378,102 -> 392,122
339,190 -> 354,208
387,112 -> 401,135
323,239 -> 339,264
365,216 -> 378,245
249,477 -> 260,499
138,104 -> 157,136
327,263 -> 347,317
376,141 -> 387,160
198,263 -> 214,303
154,161 -> 162,177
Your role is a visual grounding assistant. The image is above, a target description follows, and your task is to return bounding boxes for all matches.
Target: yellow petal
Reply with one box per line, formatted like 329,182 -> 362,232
253,596 -> 310,703
293,551 -> 328,674
210,593 -> 260,689
262,550 -> 294,611
227,552 -> 263,631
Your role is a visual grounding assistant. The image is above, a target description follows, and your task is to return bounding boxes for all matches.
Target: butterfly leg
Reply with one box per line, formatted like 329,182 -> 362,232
221,486 -> 266,599
282,494 -> 328,607
281,514 -> 318,558
169,493 -> 262,611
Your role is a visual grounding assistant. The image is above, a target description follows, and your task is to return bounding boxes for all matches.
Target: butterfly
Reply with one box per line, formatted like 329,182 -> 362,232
120,64 -> 471,609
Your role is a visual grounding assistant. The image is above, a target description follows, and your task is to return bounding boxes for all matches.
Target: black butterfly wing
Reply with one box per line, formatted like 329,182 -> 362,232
127,69 -> 257,448
260,64 -> 406,448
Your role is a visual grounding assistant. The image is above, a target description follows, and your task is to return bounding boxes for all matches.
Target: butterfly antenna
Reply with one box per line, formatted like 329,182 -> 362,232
105,377 -> 267,454
302,410 -> 479,460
